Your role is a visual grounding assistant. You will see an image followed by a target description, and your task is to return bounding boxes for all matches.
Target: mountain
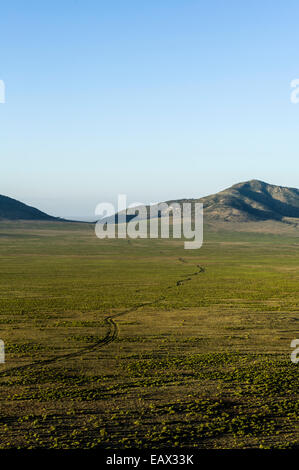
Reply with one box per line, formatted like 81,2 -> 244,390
2,180 -> 299,226
109,180 -> 299,228
0,194 -> 58,221
193,180 -> 299,223
159,180 -> 298,225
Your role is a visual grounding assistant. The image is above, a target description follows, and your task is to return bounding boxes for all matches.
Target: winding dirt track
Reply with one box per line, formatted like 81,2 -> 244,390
0,262 -> 205,378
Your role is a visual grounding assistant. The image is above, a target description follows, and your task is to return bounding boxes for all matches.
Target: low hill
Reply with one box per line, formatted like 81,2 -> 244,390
195,180 -> 299,222
157,180 -> 298,225
106,180 -> 299,232
3,180 -> 299,228
0,194 -> 58,221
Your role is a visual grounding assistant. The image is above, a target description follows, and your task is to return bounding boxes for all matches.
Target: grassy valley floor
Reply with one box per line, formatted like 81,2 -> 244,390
0,221 -> 298,449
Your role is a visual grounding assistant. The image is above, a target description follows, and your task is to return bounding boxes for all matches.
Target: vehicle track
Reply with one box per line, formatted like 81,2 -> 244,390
0,262 -> 205,378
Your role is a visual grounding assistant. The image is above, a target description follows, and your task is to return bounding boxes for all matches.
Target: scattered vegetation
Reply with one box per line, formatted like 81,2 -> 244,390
0,221 -> 298,449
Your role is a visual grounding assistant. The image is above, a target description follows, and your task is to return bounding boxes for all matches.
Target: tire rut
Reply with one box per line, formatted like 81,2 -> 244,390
0,263 -> 205,378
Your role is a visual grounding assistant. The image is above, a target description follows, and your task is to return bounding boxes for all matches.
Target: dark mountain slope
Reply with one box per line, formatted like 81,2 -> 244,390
196,180 -> 299,222
0,194 -> 58,221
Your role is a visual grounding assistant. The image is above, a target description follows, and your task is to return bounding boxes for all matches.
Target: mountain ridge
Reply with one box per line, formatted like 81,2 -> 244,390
0,194 -> 59,221
167,179 -> 299,224
1,180 -> 299,226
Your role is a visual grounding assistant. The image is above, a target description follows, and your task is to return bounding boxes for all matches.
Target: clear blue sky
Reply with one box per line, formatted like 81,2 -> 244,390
1,0 -> 299,218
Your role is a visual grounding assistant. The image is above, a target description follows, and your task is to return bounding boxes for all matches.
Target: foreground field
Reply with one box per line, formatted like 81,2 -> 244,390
0,221 -> 298,449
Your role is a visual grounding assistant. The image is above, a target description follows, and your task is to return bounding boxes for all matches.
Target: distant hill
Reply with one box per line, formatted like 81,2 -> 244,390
3,180 -> 299,227
193,180 -> 299,223
0,194 -> 59,221
107,180 -> 299,231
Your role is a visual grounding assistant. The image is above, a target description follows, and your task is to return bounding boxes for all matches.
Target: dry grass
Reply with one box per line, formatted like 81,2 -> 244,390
0,221 -> 298,449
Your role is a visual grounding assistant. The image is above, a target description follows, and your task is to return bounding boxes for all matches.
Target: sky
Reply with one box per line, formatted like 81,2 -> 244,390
1,0 -> 299,218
